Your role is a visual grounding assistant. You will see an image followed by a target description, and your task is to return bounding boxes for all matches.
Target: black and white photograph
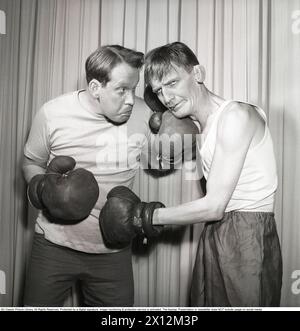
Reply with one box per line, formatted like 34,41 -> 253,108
0,0 -> 300,312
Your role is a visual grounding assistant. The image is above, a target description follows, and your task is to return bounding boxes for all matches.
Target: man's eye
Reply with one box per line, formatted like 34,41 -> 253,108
169,81 -> 177,86
156,89 -> 162,96
118,88 -> 126,94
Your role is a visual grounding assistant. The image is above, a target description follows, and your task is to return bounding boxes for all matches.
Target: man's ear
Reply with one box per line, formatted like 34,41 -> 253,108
88,79 -> 102,99
193,65 -> 206,84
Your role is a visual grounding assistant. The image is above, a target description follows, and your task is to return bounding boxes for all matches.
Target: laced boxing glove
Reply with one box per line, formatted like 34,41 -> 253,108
99,186 -> 165,249
144,85 -> 199,170
27,156 -> 99,224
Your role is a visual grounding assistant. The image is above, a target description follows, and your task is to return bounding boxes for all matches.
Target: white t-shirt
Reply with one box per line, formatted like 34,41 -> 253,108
24,90 -> 152,253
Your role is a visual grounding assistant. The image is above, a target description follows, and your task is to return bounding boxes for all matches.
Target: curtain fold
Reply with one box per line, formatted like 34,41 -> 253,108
0,0 -> 299,307
1,0 -> 22,307
268,0 -> 300,307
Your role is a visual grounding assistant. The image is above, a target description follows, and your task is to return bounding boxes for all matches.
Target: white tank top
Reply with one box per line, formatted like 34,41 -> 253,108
199,100 -> 278,212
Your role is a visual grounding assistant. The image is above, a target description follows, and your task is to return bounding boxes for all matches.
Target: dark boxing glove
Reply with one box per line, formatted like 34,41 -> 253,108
156,111 -> 199,167
144,85 -> 167,134
144,85 -> 199,170
99,186 -> 165,249
27,156 -> 99,224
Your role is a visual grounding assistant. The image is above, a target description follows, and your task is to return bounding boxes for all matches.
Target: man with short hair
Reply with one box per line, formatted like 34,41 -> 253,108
23,45 -> 150,307
143,41 -> 282,307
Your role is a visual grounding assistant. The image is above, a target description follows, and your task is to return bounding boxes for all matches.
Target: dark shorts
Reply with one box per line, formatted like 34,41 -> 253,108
24,233 -> 134,307
190,211 -> 282,307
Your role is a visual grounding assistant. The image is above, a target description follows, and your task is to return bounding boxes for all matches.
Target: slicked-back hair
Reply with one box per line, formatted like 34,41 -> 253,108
144,42 -> 199,86
85,45 -> 144,85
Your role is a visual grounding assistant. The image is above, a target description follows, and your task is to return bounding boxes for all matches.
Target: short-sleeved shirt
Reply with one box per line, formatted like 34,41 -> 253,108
24,90 -> 152,253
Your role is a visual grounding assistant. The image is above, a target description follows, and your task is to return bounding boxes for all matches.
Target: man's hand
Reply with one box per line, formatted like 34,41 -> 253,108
144,85 -> 199,172
99,186 -> 165,249
27,156 -> 99,224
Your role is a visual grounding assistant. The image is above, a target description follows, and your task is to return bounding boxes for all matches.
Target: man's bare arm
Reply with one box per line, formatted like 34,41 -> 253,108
152,103 -> 256,225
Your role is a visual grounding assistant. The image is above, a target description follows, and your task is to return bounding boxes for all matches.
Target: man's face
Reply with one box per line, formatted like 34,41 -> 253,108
98,62 -> 140,123
150,65 -> 197,119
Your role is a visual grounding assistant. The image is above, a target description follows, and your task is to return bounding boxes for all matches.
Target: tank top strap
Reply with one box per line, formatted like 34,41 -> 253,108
209,99 -> 236,127
200,100 -> 234,153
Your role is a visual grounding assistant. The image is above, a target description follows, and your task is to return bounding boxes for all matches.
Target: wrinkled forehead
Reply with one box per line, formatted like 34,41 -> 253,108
146,62 -> 188,87
146,61 -> 174,84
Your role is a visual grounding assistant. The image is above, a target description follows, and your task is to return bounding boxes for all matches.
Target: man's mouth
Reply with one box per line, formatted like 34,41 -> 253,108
169,102 -> 182,112
121,108 -> 133,116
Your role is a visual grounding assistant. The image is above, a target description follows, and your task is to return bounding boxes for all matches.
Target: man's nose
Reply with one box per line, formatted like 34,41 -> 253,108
162,90 -> 174,106
125,90 -> 135,106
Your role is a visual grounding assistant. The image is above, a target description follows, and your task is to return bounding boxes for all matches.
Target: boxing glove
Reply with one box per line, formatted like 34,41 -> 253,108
155,110 -> 199,167
144,85 -> 199,169
144,85 -> 167,134
27,156 -> 99,224
99,186 -> 165,249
